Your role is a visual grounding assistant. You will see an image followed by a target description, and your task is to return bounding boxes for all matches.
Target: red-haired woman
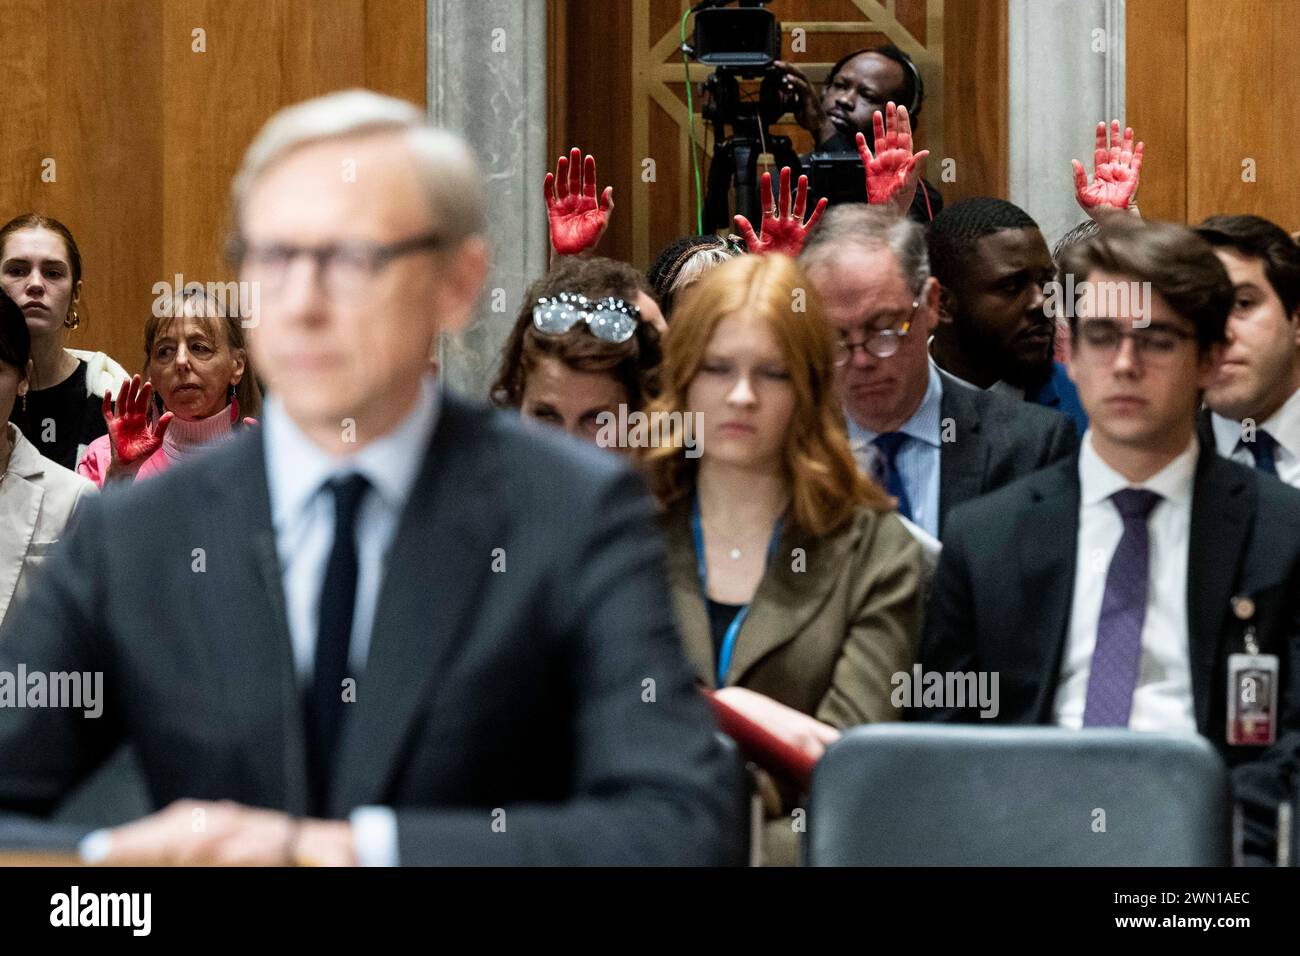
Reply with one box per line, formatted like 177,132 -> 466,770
641,253 -> 923,865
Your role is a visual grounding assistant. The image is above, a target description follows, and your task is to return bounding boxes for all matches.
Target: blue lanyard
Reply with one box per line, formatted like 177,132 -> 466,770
691,495 -> 784,686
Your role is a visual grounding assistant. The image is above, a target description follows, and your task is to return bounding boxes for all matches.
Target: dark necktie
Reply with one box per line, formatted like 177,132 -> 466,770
305,473 -> 370,816
1239,430 -> 1279,477
871,432 -> 913,521
1082,488 -> 1162,727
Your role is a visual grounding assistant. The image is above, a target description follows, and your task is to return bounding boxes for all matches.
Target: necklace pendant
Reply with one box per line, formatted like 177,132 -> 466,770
728,547 -> 741,560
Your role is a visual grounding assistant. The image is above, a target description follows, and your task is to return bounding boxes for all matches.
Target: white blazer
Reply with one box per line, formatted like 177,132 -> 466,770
0,423 -> 96,630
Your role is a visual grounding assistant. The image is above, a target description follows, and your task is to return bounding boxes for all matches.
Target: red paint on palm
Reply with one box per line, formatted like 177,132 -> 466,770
544,147 -> 613,256
857,103 -> 929,214
103,375 -> 173,466
734,166 -> 828,257
1072,119 -> 1144,212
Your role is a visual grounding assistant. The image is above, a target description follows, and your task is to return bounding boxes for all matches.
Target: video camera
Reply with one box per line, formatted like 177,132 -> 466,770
686,1 -> 801,231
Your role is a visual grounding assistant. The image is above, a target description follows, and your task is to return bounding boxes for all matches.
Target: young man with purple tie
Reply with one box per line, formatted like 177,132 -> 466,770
916,217 -> 1300,864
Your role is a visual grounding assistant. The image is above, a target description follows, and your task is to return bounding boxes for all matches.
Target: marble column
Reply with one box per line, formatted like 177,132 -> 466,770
428,0 -> 549,398
1007,0 -> 1125,250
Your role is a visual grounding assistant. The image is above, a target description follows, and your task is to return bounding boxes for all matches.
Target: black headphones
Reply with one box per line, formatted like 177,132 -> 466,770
825,44 -> 923,118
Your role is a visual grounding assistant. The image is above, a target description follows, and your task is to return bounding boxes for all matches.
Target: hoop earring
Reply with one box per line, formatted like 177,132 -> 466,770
64,308 -> 80,331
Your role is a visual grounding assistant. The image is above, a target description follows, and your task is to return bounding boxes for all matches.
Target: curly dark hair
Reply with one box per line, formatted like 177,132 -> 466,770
490,256 -> 662,411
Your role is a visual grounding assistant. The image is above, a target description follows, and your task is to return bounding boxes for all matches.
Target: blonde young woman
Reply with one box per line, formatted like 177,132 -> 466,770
641,253 -> 924,865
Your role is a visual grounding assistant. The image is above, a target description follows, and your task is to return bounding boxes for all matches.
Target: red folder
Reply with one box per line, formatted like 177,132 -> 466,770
704,690 -> 818,792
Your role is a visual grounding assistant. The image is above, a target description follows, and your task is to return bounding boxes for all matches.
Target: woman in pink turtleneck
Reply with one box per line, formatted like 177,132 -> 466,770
78,288 -> 258,487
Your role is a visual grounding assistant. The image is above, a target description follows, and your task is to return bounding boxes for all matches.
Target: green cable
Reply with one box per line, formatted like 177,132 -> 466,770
681,8 -> 704,234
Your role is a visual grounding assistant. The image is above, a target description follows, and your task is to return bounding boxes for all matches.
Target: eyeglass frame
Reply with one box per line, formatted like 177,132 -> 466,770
1073,317 -> 1198,364
833,293 -> 925,367
226,231 -> 445,297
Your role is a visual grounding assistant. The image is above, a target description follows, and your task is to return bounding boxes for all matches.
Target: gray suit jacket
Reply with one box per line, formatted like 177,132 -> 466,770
937,371 -> 1078,536
0,392 -> 742,865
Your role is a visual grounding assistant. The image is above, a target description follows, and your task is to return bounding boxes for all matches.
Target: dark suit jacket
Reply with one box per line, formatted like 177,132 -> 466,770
0,393 -> 742,865
917,447 -> 1300,860
936,371 -> 1077,536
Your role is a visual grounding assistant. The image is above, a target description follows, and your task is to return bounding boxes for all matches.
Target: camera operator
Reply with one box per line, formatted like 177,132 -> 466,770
778,45 -> 943,223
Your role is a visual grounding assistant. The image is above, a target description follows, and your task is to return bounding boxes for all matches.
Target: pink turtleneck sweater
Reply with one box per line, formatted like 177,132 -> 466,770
77,404 -> 255,488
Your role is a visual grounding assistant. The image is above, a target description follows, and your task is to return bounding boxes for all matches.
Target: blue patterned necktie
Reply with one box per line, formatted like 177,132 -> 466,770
1082,488 -> 1162,727
1239,430 -> 1279,477
871,432 -> 913,521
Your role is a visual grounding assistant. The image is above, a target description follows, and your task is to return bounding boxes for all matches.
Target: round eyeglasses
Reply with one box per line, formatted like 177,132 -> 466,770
833,298 -> 921,366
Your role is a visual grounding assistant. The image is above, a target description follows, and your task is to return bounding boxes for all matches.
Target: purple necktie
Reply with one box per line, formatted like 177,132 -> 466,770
1082,488 -> 1162,727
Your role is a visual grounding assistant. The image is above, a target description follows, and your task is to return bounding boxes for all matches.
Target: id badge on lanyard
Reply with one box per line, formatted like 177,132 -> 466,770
1226,596 -> 1279,747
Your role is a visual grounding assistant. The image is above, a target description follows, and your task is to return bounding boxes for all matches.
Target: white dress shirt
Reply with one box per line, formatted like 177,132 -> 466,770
1210,385 -> 1300,488
265,374 -> 441,866
1053,431 -> 1199,734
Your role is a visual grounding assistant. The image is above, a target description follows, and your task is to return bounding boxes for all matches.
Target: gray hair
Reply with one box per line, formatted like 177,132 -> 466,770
671,245 -> 741,297
230,89 -> 485,246
799,204 -> 931,292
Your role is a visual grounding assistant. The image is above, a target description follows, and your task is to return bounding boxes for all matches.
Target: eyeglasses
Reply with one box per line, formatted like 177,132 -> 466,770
532,293 -> 641,344
1075,319 -> 1196,364
231,232 -> 444,300
833,298 -> 921,366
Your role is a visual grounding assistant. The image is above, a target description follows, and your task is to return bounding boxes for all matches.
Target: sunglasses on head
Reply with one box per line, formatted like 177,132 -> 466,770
532,292 -> 641,344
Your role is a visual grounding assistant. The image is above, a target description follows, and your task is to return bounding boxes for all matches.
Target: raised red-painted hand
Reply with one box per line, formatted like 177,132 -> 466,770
856,102 -> 929,214
103,374 -> 172,466
544,147 -> 614,255
734,167 -> 828,257
1072,119 -> 1144,214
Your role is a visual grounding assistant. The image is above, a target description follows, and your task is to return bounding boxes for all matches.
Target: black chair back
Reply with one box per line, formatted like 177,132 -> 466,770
807,725 -> 1231,866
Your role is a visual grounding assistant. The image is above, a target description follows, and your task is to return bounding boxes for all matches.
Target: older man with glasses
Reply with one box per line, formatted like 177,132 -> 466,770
0,90 -> 742,867
799,204 -> 1075,541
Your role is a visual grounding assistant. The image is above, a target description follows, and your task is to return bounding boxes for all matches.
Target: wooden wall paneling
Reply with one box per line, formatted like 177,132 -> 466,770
0,0 -> 51,224
0,0 -> 427,376
161,0 -> 293,316
941,0 -> 1005,204
43,0 -> 164,374
559,0 -> 634,263
1125,0 -> 1187,223
1186,0 -> 1299,228
365,0 -> 427,105
546,0 -> 569,169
